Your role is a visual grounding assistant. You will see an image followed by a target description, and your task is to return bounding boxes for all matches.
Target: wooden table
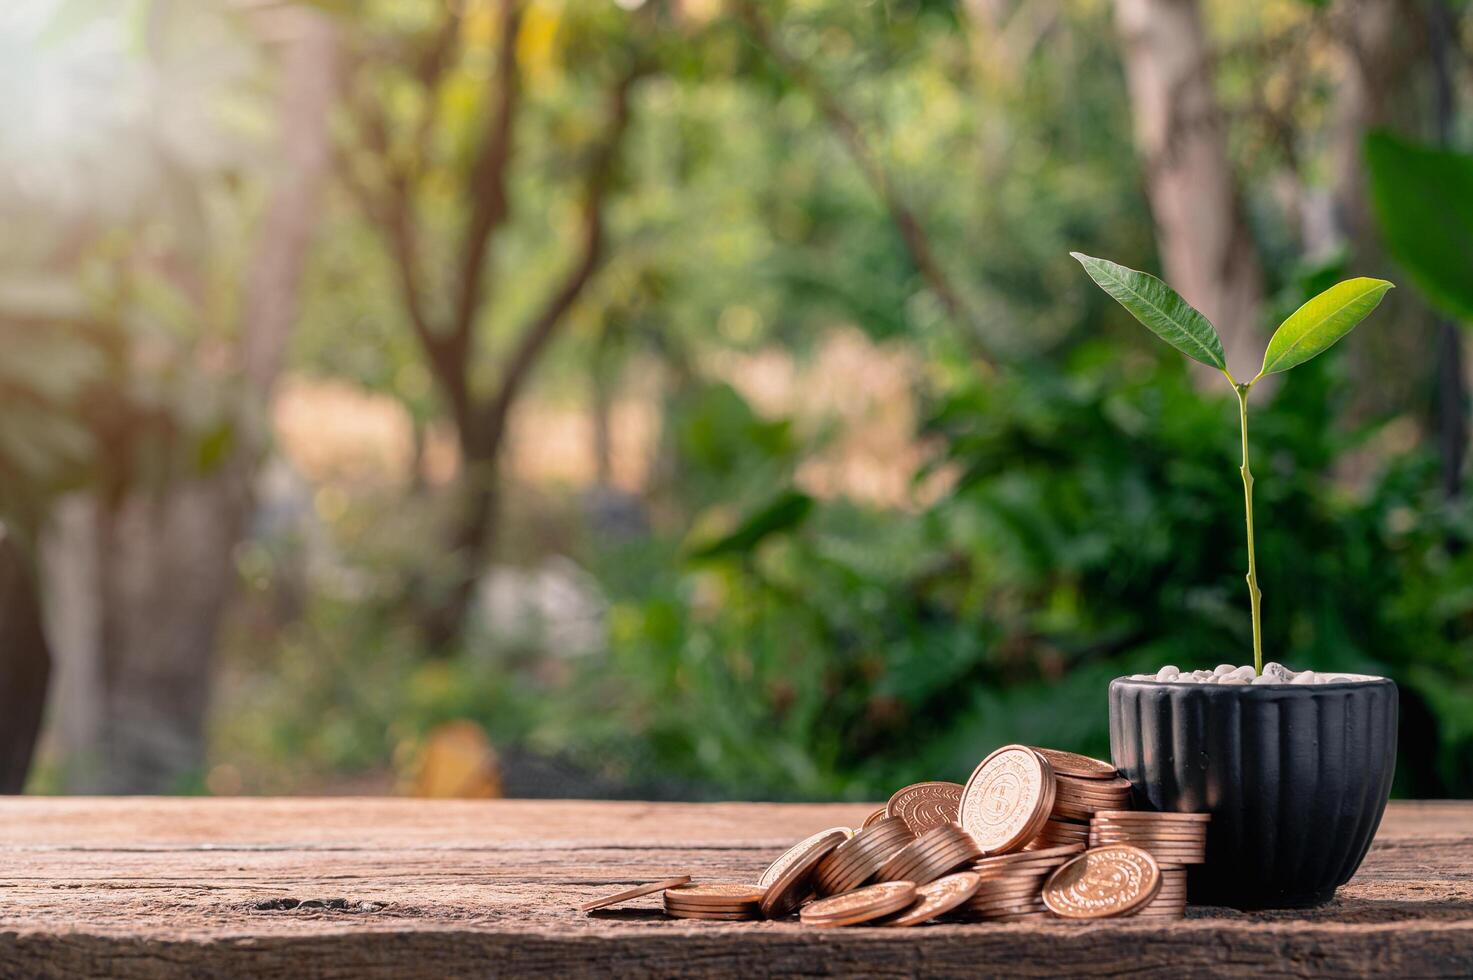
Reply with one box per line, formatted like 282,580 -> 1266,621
1,798 -> 1469,978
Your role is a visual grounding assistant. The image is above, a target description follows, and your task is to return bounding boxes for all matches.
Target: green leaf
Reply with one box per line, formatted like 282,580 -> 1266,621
1365,130 -> 1473,322
1070,252 -> 1226,370
1258,277 -> 1393,377
685,490 -> 814,561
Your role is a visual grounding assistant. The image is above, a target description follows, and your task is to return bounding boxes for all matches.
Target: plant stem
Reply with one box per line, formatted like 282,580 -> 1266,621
1234,382 -> 1263,674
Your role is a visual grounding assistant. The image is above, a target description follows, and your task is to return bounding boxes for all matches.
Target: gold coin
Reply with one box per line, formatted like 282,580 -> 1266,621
886,782 -> 964,835
960,745 -> 1056,855
861,807 -> 889,829
1029,747 -> 1118,779
881,871 -> 982,927
759,827 -> 852,888
800,881 -> 918,928
760,828 -> 851,919
1042,845 -> 1161,919
578,875 -> 692,912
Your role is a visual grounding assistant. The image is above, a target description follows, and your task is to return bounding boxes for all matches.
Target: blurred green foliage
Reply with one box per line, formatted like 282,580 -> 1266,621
7,0 -> 1472,799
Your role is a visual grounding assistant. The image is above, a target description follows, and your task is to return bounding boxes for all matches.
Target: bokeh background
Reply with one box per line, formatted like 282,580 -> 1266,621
1,0 -> 1470,801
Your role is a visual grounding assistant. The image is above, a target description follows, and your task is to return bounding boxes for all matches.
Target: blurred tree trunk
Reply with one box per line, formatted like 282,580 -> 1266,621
0,526 -> 50,793
1427,0 -> 1466,500
341,2 -> 648,652
1111,0 -> 1264,373
68,12 -> 339,792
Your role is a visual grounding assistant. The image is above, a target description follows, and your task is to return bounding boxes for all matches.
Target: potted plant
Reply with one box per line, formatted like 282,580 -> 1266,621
1072,252 -> 1400,909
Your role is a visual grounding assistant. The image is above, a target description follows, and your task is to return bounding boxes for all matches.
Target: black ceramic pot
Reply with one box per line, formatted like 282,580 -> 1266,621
1109,675 -> 1398,910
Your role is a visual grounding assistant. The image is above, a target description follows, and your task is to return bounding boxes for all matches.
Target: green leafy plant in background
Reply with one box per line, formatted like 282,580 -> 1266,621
1071,253 -> 1392,674
1364,131 -> 1473,323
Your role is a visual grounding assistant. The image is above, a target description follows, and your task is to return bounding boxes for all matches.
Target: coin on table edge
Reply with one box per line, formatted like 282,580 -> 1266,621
1092,810 -> 1210,822
861,807 -> 889,829
759,827 -> 852,888
1041,844 -> 1161,919
1029,747 -> 1119,780
759,828 -> 850,918
960,745 -> 1056,854
800,881 -> 918,927
886,781 -> 965,835
881,872 -> 982,928
578,875 -> 692,912
663,882 -> 765,907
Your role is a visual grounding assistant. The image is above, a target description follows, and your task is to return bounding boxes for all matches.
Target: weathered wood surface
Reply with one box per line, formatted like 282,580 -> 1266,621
0,798 -> 1469,978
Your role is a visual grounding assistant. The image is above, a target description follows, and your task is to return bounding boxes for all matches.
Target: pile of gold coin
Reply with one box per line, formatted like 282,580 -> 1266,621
577,742 -> 1211,927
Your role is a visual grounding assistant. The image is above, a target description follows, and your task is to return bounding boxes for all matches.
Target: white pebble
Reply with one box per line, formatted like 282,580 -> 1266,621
1156,665 -> 1180,681
1251,674 -> 1279,685
1219,676 -> 1249,684
1262,662 -> 1290,679
1228,666 -> 1256,681
1214,664 -> 1235,676
1291,671 -> 1318,685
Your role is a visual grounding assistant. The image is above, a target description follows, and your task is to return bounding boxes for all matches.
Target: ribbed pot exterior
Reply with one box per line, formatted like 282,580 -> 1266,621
1109,676 -> 1398,909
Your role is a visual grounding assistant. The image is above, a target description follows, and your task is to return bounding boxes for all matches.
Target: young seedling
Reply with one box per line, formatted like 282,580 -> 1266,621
1070,253 -> 1393,674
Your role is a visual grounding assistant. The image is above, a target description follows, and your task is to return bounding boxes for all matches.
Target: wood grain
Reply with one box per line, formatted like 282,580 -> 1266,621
0,799 -> 1469,978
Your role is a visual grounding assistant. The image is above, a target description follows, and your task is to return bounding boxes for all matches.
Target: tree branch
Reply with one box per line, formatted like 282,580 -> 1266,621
735,1 -> 991,362
452,0 -> 523,356
340,64 -> 475,436
477,63 -> 645,458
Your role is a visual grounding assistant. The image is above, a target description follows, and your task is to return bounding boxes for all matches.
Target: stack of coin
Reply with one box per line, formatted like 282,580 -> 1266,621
957,844 -> 1083,921
663,882 -> 764,920
1017,747 -> 1129,851
1136,865 -> 1188,918
1089,811 -> 1208,921
758,827 -> 852,919
959,745 -> 1056,855
812,815 -> 914,896
886,781 -> 964,836
1042,844 -> 1162,920
1025,818 -> 1092,850
799,881 -> 918,928
874,822 -> 981,886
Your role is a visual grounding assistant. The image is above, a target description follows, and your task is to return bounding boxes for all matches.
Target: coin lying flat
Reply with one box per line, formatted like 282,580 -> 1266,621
1029,747 -> 1118,780
664,882 -> 764,908
887,782 -> 964,835
960,745 -> 1056,855
578,875 -> 692,912
760,828 -> 850,919
800,881 -> 918,928
1042,845 -> 1161,919
759,827 -> 852,888
882,872 -> 981,927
